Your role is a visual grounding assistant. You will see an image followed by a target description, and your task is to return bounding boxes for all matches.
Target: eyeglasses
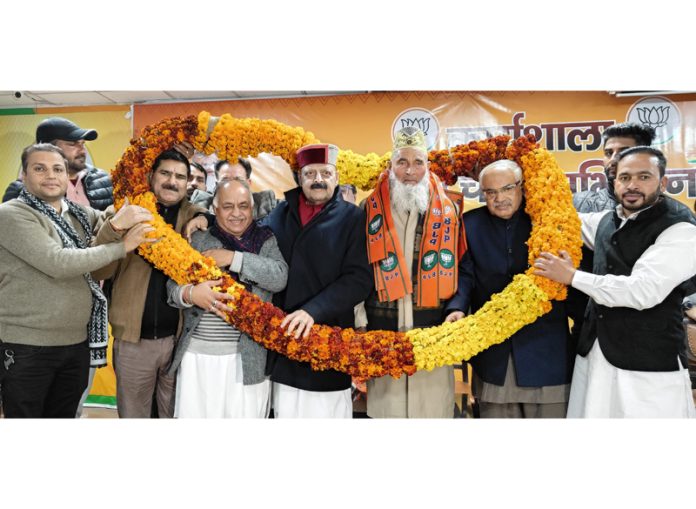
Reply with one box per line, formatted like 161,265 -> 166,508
481,181 -> 521,199
301,169 -> 335,180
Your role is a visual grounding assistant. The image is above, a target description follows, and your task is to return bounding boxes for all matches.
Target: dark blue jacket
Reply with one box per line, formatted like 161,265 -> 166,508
445,205 -> 573,387
264,187 -> 374,391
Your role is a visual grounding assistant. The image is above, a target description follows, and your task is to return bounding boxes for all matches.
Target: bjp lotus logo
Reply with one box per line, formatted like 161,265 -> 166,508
400,117 -> 431,135
381,252 -> 398,272
439,249 -> 455,269
421,250 -> 438,271
636,105 -> 670,129
627,96 -> 681,145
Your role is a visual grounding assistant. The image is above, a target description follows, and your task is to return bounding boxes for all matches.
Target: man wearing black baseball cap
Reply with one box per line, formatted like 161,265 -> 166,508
2,117 -> 113,211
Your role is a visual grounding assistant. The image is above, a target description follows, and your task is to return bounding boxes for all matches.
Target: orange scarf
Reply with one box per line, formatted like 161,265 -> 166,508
366,171 -> 466,308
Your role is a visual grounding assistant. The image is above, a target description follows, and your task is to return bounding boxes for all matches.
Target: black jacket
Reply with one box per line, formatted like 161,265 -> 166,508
264,187 -> 373,391
3,165 -> 114,211
445,206 -> 574,387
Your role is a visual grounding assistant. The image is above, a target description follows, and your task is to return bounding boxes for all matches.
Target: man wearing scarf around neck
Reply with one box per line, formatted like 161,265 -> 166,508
166,179 -> 288,418
0,144 -> 154,418
362,127 -> 466,418
265,143 -> 373,418
93,149 -> 207,418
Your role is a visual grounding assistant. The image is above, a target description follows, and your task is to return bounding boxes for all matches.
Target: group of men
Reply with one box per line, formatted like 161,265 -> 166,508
0,115 -> 694,419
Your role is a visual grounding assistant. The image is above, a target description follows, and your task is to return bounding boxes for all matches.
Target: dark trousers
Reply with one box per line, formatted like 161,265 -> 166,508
0,340 -> 89,418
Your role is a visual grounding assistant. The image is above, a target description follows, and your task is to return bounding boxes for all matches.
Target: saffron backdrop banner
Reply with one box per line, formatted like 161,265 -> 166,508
134,91 -> 696,211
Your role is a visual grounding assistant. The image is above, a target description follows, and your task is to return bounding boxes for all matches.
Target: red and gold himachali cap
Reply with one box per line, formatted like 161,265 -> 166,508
295,143 -> 339,170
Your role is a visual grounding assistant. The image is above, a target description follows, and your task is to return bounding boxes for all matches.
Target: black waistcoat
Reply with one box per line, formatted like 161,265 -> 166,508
578,196 -> 696,371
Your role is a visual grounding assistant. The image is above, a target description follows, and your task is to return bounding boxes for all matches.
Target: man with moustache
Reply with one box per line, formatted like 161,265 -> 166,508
265,143 -> 373,418
535,146 -> 696,417
444,159 -> 574,418
93,149 -> 206,418
3,117 -> 114,210
568,124 -> 658,359
573,123 -> 655,213
0,144 -> 153,418
362,127 -> 465,418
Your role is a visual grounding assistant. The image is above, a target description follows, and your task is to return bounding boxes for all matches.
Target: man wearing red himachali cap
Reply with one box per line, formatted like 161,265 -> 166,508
264,143 -> 373,418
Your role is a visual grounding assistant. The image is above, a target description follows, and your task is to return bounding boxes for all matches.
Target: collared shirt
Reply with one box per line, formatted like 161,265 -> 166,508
66,170 -> 90,207
572,204 -> 696,310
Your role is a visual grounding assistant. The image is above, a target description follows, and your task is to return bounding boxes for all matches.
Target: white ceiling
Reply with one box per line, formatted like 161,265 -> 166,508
0,90 -> 367,109
5,90 -> 693,110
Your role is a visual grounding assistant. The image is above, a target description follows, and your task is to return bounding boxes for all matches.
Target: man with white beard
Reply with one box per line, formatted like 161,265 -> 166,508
360,126 -> 466,418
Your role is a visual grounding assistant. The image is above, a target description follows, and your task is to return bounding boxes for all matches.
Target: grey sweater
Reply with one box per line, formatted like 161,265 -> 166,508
166,227 -> 288,385
0,199 -> 126,346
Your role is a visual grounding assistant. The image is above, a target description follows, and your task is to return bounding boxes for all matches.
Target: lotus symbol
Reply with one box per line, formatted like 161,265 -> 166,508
636,106 -> 670,129
401,117 -> 431,135
424,253 -> 436,266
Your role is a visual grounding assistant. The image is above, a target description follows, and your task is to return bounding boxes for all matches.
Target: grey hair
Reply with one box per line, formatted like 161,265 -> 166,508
212,177 -> 255,208
478,159 -> 523,184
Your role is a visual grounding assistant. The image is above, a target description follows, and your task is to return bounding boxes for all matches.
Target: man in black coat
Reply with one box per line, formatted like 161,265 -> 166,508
445,159 -> 574,418
265,143 -> 373,418
2,117 -> 113,210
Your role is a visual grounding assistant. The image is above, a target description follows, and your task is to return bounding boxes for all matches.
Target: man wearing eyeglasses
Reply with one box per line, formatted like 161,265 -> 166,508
188,157 -> 278,221
3,117 -> 114,211
264,143 -> 373,418
444,159 -> 574,418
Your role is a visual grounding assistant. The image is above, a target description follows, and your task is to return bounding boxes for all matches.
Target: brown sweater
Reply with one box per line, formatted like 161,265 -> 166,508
93,199 -> 204,343
0,200 -> 126,346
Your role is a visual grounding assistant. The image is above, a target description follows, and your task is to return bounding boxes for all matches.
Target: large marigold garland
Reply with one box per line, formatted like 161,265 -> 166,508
111,113 -> 581,378
194,112 -> 320,170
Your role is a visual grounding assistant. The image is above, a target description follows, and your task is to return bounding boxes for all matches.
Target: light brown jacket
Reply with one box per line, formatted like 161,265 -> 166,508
93,199 -> 204,342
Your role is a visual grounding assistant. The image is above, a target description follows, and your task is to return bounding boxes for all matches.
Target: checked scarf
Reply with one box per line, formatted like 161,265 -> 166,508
18,189 -> 108,367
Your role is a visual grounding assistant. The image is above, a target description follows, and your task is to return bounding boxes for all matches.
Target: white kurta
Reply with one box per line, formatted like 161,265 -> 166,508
271,383 -> 352,418
568,206 -> 696,418
175,351 -> 271,418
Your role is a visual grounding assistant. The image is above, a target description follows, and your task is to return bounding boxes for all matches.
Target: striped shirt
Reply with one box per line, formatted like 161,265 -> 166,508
188,312 -> 241,355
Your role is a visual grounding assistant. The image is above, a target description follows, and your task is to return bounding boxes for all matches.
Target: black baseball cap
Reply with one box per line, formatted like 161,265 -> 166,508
35,117 -> 98,144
